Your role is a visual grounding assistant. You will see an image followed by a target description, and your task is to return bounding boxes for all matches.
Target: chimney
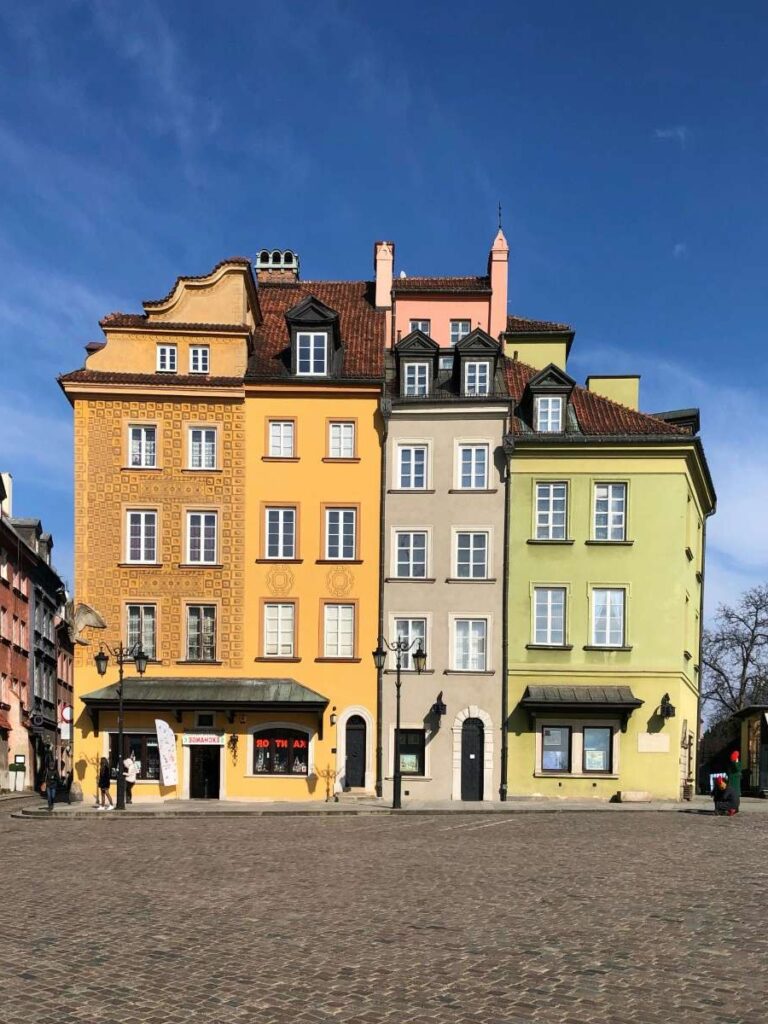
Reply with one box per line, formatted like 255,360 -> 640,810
254,249 -> 300,283
488,229 -> 509,340
0,473 -> 11,517
374,241 -> 394,309
585,376 -> 641,411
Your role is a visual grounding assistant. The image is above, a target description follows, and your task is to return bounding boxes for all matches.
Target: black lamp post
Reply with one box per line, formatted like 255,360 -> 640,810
371,636 -> 427,809
94,641 -> 148,810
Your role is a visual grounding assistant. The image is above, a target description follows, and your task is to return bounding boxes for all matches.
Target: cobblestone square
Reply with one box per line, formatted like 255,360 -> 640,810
1,810 -> 766,1024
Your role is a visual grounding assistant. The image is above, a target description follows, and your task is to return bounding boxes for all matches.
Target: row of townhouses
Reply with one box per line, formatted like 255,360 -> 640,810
58,232 -> 715,803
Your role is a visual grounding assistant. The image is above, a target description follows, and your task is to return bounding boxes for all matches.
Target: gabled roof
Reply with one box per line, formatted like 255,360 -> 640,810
455,327 -> 500,355
506,314 -> 573,334
142,256 -> 254,308
393,275 -> 491,294
527,363 -> 576,391
395,330 -> 440,356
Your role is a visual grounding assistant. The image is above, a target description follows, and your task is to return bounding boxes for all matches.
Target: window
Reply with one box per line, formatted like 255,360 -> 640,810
541,726 -> 571,772
268,420 -> 295,458
583,727 -> 613,772
592,588 -> 625,647
456,532 -> 488,579
403,363 -> 429,397
535,395 -> 563,432
296,332 -> 328,375
253,729 -> 309,775
397,445 -> 427,490
534,587 -> 566,646
126,510 -> 157,563
536,483 -> 567,540
264,603 -> 295,658
594,483 -> 627,541
265,508 -> 296,559
454,618 -> 487,671
187,512 -> 217,564
397,729 -> 425,776
409,319 -> 431,335
109,734 -> 161,780
197,713 -> 214,728
186,605 -> 216,661
0,607 -> 6,640
324,603 -> 355,658
126,604 -> 156,660
189,428 -> 217,470
328,422 -> 355,459
157,345 -> 177,372
393,618 -> 426,670
0,552 -> 7,581
189,345 -> 209,374
458,444 -> 489,489
450,320 -> 471,346
464,361 -> 490,396
129,426 -> 157,468
395,531 -> 427,578
325,508 -> 356,560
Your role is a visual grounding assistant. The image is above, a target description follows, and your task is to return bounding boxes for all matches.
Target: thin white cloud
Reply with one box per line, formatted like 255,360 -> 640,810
673,242 -> 688,259
655,125 -> 689,147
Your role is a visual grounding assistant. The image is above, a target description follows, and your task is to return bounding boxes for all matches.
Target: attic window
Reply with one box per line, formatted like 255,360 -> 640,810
464,361 -> 490,397
272,250 -> 282,265
403,362 -> 429,397
296,332 -> 328,376
535,395 -> 563,432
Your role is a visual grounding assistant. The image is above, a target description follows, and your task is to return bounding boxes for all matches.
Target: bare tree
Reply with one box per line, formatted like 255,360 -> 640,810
701,584 -> 768,719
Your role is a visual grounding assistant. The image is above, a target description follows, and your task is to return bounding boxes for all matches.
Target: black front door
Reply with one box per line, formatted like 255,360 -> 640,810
461,718 -> 484,801
190,746 -> 220,799
345,716 -> 366,788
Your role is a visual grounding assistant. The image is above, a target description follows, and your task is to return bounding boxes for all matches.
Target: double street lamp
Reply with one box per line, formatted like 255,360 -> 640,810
371,636 -> 427,809
94,641 -> 148,810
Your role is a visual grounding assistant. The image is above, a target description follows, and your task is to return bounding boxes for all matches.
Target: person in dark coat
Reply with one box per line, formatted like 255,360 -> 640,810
42,757 -> 60,812
713,775 -> 740,816
96,756 -> 114,811
727,750 -> 743,796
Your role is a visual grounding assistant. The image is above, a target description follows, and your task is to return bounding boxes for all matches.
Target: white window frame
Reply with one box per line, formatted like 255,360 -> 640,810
591,588 -> 626,647
265,507 -> 296,560
186,511 -> 218,564
126,603 -> 157,660
188,427 -> 217,470
394,530 -> 428,579
156,345 -> 177,373
126,510 -> 157,564
535,482 -> 568,540
396,444 -> 428,490
535,395 -> 564,432
403,362 -> 429,397
328,421 -> 355,459
391,616 -> 428,671
533,587 -> 567,646
456,443 -> 490,490
452,617 -> 489,672
268,420 -> 295,459
263,602 -> 296,658
593,482 -> 627,541
325,508 -> 356,560
296,331 -> 328,376
454,530 -> 489,580
186,605 -> 217,662
129,425 -> 157,468
464,361 -> 490,396
450,320 -> 471,346
189,345 -> 210,374
409,319 -> 431,335
536,721 -> 621,777
323,603 -> 355,658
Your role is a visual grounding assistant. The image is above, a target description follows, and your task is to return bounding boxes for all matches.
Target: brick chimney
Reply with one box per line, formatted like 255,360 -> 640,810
255,249 -> 300,283
488,229 -> 509,340
374,241 -> 394,309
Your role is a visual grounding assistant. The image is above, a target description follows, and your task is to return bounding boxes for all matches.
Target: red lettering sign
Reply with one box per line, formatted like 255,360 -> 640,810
292,739 -> 307,749
275,739 -> 288,748
255,739 -> 270,748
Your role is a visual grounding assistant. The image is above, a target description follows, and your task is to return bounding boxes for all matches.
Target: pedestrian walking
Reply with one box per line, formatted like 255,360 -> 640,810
727,749 -> 743,796
42,756 -> 60,812
124,752 -> 138,804
96,756 -> 114,810
713,775 -> 740,816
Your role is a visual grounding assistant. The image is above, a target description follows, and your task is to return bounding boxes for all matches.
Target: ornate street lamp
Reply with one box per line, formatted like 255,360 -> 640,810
94,641 -> 148,810
371,636 -> 427,809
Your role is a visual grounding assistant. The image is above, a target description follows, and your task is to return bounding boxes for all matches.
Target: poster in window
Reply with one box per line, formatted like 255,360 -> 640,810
543,728 -> 563,747
585,748 -> 608,772
400,753 -> 420,774
542,749 -> 567,770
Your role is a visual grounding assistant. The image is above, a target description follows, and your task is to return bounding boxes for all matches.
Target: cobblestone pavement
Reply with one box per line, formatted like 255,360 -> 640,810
2,810 -> 766,1024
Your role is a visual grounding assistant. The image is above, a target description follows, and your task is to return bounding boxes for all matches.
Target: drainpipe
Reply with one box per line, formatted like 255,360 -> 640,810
695,512 -> 712,794
499,434 -> 514,800
376,398 -> 392,798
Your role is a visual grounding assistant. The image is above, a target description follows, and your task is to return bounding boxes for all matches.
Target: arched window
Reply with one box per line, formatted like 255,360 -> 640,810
283,251 -> 294,265
253,728 -> 309,775
271,250 -> 282,265
259,250 -> 270,265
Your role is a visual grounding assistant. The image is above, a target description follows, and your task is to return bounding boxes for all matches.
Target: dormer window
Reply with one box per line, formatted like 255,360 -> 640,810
535,395 -> 564,432
403,362 -> 429,397
464,361 -> 490,397
410,319 -> 431,335
296,331 -> 328,375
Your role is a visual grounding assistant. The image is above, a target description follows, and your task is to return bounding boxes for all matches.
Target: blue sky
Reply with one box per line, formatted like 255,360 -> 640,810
0,1 -> 766,615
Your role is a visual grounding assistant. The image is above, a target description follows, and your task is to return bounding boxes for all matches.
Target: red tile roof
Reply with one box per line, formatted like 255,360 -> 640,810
392,276 -> 491,294
503,359 -> 689,437
142,257 -> 253,308
58,370 -> 242,388
248,280 -> 384,379
100,312 -> 249,333
506,314 -> 573,334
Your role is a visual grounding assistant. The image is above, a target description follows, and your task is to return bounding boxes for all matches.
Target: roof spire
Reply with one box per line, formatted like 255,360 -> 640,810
498,201 -> 502,231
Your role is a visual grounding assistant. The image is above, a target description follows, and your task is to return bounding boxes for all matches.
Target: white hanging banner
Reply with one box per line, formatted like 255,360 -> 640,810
155,719 -> 178,787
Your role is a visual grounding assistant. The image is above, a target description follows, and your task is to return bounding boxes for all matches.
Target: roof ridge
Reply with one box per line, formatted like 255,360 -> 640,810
143,257 -> 253,308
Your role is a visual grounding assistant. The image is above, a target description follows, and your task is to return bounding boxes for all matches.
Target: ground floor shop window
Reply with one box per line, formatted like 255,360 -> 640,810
541,726 -> 571,772
538,723 -> 617,776
397,729 -> 425,776
253,728 -> 309,775
108,733 -> 161,780
583,727 -> 613,773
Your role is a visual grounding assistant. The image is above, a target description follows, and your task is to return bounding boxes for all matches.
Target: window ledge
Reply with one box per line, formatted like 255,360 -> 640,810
526,644 -> 574,651
177,563 -> 223,569
175,660 -> 223,665
582,645 -> 633,652
527,539 -> 574,546
386,775 -> 431,782
585,540 -> 633,547
314,657 -> 362,663
387,489 -> 436,495
322,457 -> 361,464
534,772 -> 619,780
254,657 -> 301,663
316,559 -> 363,565
255,558 -> 304,564
448,489 -> 497,494
383,669 -> 435,675
182,468 -> 222,473
443,669 -> 495,676
121,466 -> 162,472
118,563 -> 162,569
384,577 -> 436,583
244,773 -> 316,781
445,577 -> 497,584
262,457 -> 300,463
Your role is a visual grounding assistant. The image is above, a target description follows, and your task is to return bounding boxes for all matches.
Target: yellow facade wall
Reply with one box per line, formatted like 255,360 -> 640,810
87,331 -> 248,378
503,339 -> 569,370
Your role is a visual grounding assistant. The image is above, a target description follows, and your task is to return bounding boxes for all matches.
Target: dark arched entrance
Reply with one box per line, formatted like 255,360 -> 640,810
345,715 -> 366,788
461,718 -> 484,801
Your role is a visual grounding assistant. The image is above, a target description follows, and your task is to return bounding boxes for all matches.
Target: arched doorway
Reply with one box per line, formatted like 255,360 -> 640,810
345,715 -> 366,788
461,718 -> 484,801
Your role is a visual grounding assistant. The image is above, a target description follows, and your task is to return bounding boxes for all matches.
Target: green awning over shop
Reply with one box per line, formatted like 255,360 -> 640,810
519,684 -> 643,731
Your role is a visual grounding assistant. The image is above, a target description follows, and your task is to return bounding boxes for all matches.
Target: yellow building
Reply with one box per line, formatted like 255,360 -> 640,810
60,251 -> 383,801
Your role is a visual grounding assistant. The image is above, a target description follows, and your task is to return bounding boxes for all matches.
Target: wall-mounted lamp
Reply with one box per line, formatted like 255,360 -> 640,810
659,693 -> 676,720
330,708 -> 337,726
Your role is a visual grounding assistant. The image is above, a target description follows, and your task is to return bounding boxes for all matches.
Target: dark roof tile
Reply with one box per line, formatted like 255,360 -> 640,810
100,312 -> 249,333
392,275 -> 491,294
58,370 -> 242,387
506,314 -> 573,334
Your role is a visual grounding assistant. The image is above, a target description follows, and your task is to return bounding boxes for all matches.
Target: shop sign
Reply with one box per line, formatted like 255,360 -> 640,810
155,719 -> 178,786
182,733 -> 224,746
